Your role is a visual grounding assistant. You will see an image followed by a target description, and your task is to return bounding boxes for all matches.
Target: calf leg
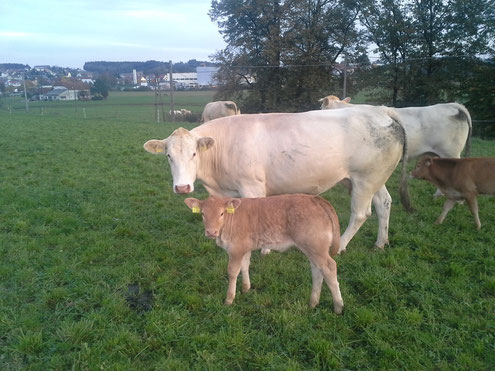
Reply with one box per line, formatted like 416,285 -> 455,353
225,253 -> 244,305
435,198 -> 456,224
317,257 -> 343,314
465,196 -> 481,229
309,262 -> 324,308
372,185 -> 392,249
241,251 -> 252,293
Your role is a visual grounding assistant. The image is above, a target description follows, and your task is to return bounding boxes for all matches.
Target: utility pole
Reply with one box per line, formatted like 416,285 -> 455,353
169,60 -> 174,122
23,73 -> 29,113
342,54 -> 348,99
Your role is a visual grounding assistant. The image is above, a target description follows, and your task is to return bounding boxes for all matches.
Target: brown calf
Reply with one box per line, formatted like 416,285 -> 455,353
412,156 -> 495,229
184,194 -> 344,314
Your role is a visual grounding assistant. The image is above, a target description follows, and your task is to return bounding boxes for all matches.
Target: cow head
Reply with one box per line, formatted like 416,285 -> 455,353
411,156 -> 433,180
184,197 -> 242,238
318,95 -> 351,110
144,128 -> 214,194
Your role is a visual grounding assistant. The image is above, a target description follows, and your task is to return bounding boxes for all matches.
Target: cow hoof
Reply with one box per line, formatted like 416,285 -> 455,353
337,248 -> 346,255
334,304 -> 344,315
224,299 -> 234,306
242,285 -> 250,293
261,248 -> 271,256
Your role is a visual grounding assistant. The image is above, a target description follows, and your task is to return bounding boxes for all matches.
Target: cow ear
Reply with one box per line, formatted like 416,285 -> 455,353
197,137 -> 214,152
144,140 -> 167,154
184,198 -> 201,212
343,97 -> 351,103
225,199 -> 241,213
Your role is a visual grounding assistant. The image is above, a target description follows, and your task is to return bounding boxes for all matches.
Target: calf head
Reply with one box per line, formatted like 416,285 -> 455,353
411,156 -> 434,181
184,197 -> 242,238
143,128 -> 214,194
318,95 -> 351,110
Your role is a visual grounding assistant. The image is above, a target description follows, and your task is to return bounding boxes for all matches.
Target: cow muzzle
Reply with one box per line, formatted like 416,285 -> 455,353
175,184 -> 191,194
205,229 -> 219,238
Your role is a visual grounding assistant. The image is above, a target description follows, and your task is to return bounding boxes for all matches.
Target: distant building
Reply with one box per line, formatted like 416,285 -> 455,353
163,72 -> 198,89
42,86 -> 89,101
196,66 -> 219,87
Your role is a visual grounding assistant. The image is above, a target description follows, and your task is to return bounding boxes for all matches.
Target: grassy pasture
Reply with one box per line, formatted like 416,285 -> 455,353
0,100 -> 494,369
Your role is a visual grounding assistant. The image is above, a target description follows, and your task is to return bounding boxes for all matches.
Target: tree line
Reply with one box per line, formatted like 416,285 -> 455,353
209,0 -> 494,120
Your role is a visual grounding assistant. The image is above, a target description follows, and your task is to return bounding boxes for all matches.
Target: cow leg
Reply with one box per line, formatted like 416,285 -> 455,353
435,198 -> 456,224
241,251 -> 252,293
225,252 -> 244,305
309,262 -> 324,308
372,185 -> 392,249
316,256 -> 343,314
465,196 -> 481,229
340,190 -> 373,253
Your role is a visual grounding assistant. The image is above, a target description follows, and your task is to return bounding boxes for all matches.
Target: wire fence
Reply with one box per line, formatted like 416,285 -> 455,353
1,94 -> 494,139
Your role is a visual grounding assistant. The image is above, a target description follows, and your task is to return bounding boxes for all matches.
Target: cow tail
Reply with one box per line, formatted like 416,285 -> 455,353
389,109 -> 414,212
314,196 -> 341,256
458,103 -> 472,157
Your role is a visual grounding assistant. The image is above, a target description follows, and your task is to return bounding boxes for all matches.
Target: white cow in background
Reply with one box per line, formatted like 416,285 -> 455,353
144,107 -> 410,253
201,101 -> 241,123
318,95 -> 472,158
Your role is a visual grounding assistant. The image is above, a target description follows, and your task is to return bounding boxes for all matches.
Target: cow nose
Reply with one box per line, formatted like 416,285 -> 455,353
175,184 -> 191,194
205,230 -> 218,238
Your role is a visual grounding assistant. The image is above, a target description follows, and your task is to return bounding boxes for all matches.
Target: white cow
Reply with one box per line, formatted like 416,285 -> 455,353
318,95 -> 472,158
144,107 -> 409,253
201,101 -> 241,123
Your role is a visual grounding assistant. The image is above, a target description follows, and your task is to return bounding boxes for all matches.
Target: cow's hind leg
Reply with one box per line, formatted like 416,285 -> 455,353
435,198 -> 456,225
372,185 -> 392,249
340,189 -> 373,253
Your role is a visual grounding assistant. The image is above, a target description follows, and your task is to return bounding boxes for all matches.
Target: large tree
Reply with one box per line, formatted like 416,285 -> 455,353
357,0 -> 494,106
210,0 -> 362,112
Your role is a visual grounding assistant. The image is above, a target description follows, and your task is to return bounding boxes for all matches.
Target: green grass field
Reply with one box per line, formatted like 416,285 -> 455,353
0,94 -> 494,369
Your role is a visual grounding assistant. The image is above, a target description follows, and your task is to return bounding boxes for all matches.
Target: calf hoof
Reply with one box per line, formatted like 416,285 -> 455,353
334,304 -> 344,315
309,300 -> 319,309
224,299 -> 234,306
337,247 -> 346,255
242,284 -> 250,293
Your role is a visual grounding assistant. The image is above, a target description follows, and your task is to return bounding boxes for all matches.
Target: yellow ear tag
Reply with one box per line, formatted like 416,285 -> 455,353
156,148 -> 163,153
192,206 -> 200,213
200,145 -> 207,152
226,205 -> 235,214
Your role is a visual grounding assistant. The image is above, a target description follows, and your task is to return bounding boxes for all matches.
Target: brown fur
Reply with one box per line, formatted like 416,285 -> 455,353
412,156 -> 495,228
184,194 -> 344,313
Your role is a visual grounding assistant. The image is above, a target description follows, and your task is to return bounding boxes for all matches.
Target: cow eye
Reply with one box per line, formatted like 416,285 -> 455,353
192,152 -> 196,158
220,212 -> 224,216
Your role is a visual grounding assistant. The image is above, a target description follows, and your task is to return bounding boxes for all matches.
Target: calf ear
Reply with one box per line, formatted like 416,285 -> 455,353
226,199 -> 242,212
197,137 -> 214,152
184,198 -> 201,211
144,140 -> 167,154
343,97 -> 352,103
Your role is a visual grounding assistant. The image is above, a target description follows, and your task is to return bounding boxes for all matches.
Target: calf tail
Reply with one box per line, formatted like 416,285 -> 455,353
314,196 -> 341,256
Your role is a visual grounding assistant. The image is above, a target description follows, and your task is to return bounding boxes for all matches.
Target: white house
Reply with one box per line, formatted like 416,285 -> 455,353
163,72 -> 198,89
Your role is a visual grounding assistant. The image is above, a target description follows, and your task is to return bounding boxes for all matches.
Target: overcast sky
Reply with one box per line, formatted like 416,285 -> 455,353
1,0 -> 227,69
